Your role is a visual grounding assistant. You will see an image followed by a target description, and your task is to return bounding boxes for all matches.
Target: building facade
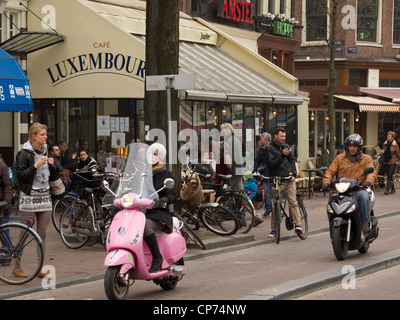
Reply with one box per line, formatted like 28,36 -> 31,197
1,0 -> 305,170
294,0 -> 400,162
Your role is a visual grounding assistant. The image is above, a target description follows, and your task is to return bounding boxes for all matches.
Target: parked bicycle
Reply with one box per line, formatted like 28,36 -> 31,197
254,173 -> 308,244
58,168 -> 117,249
178,171 -> 239,236
171,211 -> 206,250
0,202 -> 43,285
191,165 -> 256,234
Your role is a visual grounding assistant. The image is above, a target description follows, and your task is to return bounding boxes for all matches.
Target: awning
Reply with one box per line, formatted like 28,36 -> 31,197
359,87 -> 400,104
0,47 -> 33,112
178,41 -> 303,105
334,95 -> 400,113
0,31 -> 65,55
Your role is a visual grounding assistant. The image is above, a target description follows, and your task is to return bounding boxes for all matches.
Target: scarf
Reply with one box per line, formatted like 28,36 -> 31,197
346,151 -> 362,163
384,140 -> 393,162
152,162 -> 164,172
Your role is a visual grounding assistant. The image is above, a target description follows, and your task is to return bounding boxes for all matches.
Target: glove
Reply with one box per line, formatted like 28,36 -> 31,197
362,181 -> 372,188
322,183 -> 330,191
155,197 -> 168,209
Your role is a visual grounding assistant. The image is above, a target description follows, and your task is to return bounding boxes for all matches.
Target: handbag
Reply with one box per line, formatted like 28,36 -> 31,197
49,164 -> 65,199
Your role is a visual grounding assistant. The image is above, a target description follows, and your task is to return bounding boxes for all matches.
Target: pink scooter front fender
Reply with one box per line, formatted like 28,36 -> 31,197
104,249 -> 135,274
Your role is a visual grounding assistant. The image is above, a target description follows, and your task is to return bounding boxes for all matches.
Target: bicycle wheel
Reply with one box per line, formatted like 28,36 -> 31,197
178,216 -> 206,250
274,200 -> 282,244
218,192 -> 255,234
59,201 -> 91,249
0,223 -> 43,285
296,195 -> 308,240
198,203 -> 239,236
52,194 -> 77,233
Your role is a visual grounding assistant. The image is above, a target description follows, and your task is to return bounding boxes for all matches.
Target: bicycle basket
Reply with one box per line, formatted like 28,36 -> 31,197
180,175 -> 204,207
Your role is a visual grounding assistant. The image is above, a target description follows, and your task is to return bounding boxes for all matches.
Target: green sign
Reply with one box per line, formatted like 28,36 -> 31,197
273,20 -> 294,38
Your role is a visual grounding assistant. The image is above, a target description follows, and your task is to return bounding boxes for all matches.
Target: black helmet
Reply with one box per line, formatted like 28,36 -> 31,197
345,134 -> 364,148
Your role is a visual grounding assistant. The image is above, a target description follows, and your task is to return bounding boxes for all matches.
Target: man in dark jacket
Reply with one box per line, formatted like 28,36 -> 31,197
265,127 -> 302,238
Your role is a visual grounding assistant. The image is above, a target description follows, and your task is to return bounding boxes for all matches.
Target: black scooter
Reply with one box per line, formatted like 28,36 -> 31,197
316,167 -> 379,261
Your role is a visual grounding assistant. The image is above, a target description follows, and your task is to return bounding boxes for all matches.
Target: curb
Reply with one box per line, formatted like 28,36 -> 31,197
240,248 -> 400,300
1,210 -> 399,300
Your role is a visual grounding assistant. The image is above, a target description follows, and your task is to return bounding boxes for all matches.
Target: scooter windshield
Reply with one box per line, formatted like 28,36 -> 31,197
102,143 -> 159,205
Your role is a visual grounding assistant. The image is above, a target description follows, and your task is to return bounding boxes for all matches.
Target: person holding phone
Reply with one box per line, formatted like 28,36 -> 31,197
15,123 -> 54,279
265,127 -> 303,238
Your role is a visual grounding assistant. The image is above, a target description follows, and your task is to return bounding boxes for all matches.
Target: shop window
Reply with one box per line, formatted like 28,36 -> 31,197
306,0 -> 328,42
31,100 -> 57,146
357,0 -> 379,42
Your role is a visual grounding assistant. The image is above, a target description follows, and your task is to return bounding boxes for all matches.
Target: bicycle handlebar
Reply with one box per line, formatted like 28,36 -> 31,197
253,172 -> 292,182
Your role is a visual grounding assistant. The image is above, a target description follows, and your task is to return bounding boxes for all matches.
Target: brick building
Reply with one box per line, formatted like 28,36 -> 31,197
294,0 -> 400,160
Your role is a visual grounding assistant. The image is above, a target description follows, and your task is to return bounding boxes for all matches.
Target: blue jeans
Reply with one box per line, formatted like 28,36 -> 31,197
350,190 -> 369,224
263,181 -> 272,213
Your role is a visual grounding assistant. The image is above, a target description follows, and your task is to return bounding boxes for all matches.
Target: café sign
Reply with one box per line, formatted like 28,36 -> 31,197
46,52 -> 146,87
218,0 -> 254,25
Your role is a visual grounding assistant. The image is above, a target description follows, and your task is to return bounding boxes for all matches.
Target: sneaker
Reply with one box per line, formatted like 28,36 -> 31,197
263,211 -> 271,217
295,225 -> 303,234
268,230 -> 276,238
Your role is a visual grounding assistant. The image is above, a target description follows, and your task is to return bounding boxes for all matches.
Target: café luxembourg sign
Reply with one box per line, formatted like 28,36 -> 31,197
46,51 -> 146,87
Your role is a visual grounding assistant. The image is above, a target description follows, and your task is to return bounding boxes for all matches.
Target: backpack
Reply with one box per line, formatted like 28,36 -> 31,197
10,161 -> 19,190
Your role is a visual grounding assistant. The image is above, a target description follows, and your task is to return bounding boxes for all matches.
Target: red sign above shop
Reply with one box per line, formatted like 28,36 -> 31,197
218,0 -> 254,25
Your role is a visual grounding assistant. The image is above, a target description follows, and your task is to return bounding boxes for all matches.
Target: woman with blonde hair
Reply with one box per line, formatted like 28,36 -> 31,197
381,131 -> 400,194
15,123 -> 54,278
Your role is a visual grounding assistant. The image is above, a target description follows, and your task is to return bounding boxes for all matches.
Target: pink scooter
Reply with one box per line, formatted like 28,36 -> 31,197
101,143 -> 186,300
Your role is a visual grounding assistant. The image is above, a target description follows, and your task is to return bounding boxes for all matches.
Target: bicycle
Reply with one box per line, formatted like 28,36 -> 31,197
171,211 -> 206,250
52,191 -> 80,233
199,173 -> 256,234
179,169 -> 239,236
255,173 -> 308,244
59,186 -> 117,249
0,202 -> 44,285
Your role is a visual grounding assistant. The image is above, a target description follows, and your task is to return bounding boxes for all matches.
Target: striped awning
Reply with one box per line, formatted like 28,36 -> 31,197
335,95 -> 400,113
359,104 -> 400,112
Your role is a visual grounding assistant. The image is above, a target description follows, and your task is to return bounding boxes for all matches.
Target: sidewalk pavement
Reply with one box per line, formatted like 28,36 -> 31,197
1,189 -> 400,299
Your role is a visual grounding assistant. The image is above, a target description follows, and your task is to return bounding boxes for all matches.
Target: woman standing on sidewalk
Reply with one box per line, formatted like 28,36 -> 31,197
14,123 -> 53,279
381,131 -> 400,195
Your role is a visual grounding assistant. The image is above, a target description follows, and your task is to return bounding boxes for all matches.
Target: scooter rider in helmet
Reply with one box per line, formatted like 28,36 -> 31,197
322,134 -> 376,241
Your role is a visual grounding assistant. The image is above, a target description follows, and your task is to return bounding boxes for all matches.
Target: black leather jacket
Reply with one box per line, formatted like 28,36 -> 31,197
16,149 -> 39,195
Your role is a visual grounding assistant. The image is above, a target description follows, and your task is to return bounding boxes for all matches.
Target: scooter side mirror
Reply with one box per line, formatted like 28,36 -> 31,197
101,180 -> 110,191
164,178 -> 175,190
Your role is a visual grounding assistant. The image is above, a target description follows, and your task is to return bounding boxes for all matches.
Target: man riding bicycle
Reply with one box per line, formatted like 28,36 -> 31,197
322,133 -> 376,241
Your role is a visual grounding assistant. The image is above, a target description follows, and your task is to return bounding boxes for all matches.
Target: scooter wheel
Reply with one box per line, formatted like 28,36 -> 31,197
104,266 -> 130,300
332,224 -> 349,261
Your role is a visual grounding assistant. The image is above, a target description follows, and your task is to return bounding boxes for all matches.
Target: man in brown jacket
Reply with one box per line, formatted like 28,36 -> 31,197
322,134 -> 376,241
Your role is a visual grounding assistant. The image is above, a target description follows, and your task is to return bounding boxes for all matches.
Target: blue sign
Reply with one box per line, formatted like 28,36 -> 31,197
0,48 -> 33,112
347,46 -> 358,54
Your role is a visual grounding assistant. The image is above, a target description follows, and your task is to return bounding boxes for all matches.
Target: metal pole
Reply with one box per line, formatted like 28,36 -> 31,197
165,75 -> 174,172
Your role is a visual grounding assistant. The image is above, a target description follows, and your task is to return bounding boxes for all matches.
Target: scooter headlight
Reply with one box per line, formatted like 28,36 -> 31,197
335,182 -> 351,193
121,194 -> 135,208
